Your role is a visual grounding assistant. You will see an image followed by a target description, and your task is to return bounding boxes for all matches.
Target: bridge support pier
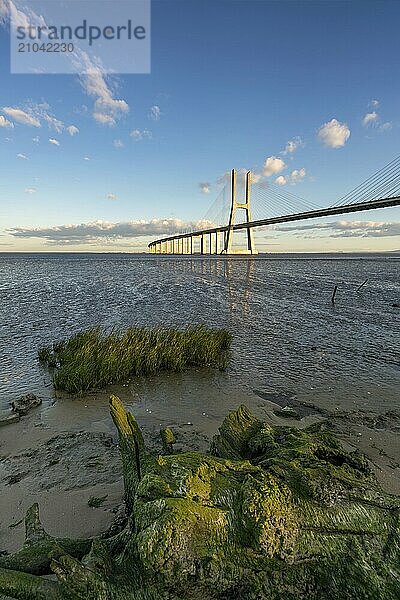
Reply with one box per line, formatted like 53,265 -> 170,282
223,169 -> 257,255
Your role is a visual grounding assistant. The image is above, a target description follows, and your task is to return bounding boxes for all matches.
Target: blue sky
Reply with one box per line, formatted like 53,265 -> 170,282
1,0 -> 400,252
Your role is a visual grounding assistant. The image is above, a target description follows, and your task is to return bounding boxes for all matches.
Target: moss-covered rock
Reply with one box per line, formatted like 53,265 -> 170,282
1,397 -> 399,600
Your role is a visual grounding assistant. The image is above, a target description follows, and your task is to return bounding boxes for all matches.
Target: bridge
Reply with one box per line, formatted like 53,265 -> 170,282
148,156 -> 400,255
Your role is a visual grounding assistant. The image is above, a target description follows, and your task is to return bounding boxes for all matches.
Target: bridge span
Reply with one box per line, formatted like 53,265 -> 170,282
148,160 -> 400,255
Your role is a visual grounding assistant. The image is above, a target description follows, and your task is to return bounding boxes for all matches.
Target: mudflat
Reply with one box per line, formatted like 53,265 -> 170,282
1,369 -> 399,555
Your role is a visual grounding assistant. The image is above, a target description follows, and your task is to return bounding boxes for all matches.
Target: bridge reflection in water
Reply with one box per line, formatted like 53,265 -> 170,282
156,256 -> 256,321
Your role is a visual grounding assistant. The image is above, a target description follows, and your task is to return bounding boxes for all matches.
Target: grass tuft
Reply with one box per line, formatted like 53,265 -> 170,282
38,325 -> 231,394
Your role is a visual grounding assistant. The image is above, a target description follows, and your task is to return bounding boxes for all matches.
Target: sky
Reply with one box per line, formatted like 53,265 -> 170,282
0,0 -> 400,253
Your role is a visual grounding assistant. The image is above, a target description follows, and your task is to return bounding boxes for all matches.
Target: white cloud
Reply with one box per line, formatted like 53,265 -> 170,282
263,156 -> 286,177
317,118 -> 350,148
3,107 -> 40,127
0,0 -> 43,31
24,187 -> 36,194
2,102 -> 65,131
32,136 -> 40,143
107,193 -> 117,201
251,172 -> 263,184
93,112 -> 115,125
16,153 -> 28,160
290,168 -> 306,183
274,220 -> 400,238
83,156 -> 91,161
67,125 -> 79,136
49,138 -> 60,146
362,109 -> 392,133
130,129 -> 141,140
1,2 -> 128,128
38,105 -> 64,132
362,111 -> 379,127
130,128 -> 152,141
113,139 -> 124,148
71,33 -> 130,127
7,218 -> 217,245
149,105 -> 161,121
370,99 -> 379,108
216,160 -> 306,189
0,0 -> 9,21
199,182 -> 211,194
82,68 -> 129,126
275,168 -> 306,186
0,115 -> 14,128
282,136 -> 303,155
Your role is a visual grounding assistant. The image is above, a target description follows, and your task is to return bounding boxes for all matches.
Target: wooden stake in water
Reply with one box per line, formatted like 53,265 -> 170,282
331,285 -> 338,305
356,278 -> 368,292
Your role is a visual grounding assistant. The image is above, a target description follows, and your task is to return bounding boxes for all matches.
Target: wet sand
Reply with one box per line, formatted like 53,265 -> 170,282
1,368 -> 400,555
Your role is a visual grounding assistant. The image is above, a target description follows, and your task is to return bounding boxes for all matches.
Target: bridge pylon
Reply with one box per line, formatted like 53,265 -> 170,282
222,169 -> 258,255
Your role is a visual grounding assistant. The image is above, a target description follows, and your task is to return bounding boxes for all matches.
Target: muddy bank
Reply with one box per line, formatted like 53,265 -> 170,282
1,369 -> 400,556
0,428 -> 123,554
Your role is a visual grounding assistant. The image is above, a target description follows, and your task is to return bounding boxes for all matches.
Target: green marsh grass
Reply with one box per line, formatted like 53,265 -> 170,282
38,325 -> 231,394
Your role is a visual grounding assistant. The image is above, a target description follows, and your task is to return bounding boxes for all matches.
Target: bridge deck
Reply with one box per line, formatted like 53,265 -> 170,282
148,195 -> 400,248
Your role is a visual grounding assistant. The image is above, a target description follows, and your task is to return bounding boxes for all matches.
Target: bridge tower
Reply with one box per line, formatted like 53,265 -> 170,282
223,169 -> 258,255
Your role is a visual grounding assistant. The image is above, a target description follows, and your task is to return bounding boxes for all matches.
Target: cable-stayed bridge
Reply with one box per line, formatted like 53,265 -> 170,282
148,156 -> 400,255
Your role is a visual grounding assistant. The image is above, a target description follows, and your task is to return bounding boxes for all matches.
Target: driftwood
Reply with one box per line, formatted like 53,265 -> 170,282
1,396 -> 399,599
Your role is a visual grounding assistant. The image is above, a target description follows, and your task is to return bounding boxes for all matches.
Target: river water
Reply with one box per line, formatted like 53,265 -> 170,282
0,252 -> 399,415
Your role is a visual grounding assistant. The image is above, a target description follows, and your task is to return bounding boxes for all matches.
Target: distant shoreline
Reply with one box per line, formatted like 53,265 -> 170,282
0,251 -> 399,257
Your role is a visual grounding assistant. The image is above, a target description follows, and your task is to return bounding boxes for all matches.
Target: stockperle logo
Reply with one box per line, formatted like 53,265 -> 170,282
7,0 -> 151,74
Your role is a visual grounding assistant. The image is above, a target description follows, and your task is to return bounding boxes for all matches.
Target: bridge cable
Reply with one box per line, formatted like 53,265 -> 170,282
331,155 -> 400,207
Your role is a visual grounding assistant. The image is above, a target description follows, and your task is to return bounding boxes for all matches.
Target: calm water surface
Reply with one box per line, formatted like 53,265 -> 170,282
0,253 -> 399,414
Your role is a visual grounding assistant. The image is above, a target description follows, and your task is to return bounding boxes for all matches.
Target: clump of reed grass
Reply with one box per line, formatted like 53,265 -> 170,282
38,325 -> 231,394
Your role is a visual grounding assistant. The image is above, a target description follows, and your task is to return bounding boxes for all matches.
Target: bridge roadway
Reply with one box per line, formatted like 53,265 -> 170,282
148,195 -> 400,254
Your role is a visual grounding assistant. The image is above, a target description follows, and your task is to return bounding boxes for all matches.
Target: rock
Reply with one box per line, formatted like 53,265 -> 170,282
254,389 -> 324,418
0,412 -> 20,427
392,303 -> 400,308
11,393 -> 42,416
273,405 -> 300,419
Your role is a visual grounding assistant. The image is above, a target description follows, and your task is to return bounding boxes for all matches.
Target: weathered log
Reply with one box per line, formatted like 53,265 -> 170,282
1,395 -> 399,600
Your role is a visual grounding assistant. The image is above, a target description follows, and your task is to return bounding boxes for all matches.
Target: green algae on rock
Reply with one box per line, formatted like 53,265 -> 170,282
38,325 -> 232,394
1,396 -> 399,599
